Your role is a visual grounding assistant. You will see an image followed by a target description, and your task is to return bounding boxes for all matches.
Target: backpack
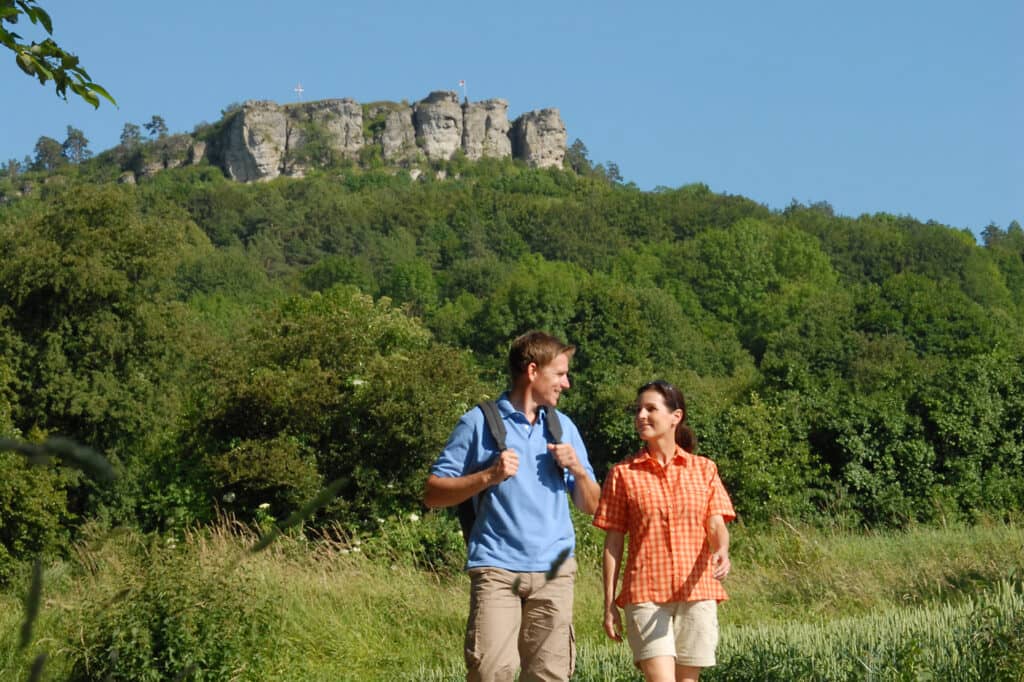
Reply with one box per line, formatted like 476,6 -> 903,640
456,400 -> 563,546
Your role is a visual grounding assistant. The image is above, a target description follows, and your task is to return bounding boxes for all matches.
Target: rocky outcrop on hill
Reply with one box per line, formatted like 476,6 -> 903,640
192,91 -> 567,182
463,99 -> 512,160
511,109 -> 567,169
413,91 -> 463,161
220,101 -> 289,182
286,98 -> 364,173
366,103 -> 419,164
130,134 -> 205,180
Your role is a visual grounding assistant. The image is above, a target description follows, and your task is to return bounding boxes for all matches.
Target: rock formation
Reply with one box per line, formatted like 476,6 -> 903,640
284,98 -> 363,174
131,134 -> 205,179
193,91 -> 568,182
413,91 -> 463,161
365,103 -> 419,164
511,109 -> 567,169
462,99 -> 512,160
221,101 -> 288,182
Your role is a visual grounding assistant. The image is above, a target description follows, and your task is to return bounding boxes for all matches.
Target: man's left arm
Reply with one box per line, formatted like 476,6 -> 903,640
548,442 -> 601,514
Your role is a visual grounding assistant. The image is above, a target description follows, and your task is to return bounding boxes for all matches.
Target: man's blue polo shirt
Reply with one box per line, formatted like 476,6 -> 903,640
431,393 -> 595,572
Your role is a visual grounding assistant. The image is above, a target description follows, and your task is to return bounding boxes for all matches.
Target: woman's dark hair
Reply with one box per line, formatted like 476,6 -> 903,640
637,380 -> 697,452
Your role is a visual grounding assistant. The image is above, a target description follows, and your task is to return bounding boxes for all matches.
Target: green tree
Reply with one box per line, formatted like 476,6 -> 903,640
143,114 -> 168,139
30,134 -> 63,170
119,122 -> 142,147
564,138 -> 592,174
0,183 -> 211,524
0,0 -> 114,106
187,286 -> 487,528
61,124 -> 91,163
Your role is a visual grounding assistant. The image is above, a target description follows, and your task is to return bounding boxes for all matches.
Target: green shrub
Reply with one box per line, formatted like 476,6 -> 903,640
362,510 -> 466,576
69,529 -> 276,681
0,452 -> 69,586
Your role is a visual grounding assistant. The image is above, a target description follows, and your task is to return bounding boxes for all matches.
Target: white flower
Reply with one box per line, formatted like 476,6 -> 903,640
258,502 -> 271,510
351,546 -> 361,553
408,512 -> 420,522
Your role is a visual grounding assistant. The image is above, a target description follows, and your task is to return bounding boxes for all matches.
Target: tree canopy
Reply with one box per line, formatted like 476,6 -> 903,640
1,149 -> 1022,576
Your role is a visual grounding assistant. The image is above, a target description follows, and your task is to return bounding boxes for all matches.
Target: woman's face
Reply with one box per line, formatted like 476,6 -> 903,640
634,389 -> 682,443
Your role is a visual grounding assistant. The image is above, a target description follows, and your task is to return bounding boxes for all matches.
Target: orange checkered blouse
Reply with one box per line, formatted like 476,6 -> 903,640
594,446 -> 736,607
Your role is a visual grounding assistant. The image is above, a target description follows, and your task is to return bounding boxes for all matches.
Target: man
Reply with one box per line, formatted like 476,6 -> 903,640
424,330 -> 600,682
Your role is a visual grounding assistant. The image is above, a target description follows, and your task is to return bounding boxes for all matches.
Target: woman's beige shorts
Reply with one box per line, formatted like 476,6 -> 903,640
623,600 -> 719,667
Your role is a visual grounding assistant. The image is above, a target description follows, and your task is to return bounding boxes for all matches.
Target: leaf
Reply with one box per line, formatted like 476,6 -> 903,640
250,476 -> 349,553
0,437 -> 116,483
27,653 -> 46,682
20,559 -> 42,649
545,547 -> 571,580
31,5 -> 52,34
87,81 -> 116,106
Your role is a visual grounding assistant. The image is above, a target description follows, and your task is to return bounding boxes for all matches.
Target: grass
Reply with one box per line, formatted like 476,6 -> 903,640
1,516 -> 1021,680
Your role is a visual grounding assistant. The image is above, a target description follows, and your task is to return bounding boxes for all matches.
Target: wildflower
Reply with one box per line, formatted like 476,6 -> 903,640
351,546 -> 361,553
258,502 -> 271,510
222,492 -> 236,503
408,512 -> 420,522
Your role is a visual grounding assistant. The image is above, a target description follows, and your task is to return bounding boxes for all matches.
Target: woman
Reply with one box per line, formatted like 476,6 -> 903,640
593,380 -> 735,682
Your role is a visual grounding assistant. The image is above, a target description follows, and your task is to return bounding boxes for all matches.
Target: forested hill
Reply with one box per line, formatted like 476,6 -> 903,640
1,156 -> 1022,574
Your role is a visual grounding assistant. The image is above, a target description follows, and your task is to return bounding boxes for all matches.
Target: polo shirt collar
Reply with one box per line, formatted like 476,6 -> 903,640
497,391 -> 555,428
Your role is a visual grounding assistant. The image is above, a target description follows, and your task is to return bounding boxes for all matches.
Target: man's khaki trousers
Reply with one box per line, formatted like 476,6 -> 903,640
464,557 -> 577,682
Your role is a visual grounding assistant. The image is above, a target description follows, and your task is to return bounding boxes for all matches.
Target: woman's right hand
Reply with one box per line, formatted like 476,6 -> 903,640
603,605 -> 623,642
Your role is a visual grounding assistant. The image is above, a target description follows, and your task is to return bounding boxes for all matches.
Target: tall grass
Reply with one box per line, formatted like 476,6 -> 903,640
1,516 -> 1021,680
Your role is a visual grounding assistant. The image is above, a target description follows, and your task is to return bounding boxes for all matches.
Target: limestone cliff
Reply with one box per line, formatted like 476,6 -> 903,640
196,91 -> 567,182
511,109 -> 567,169
414,91 -> 463,161
463,99 -> 512,160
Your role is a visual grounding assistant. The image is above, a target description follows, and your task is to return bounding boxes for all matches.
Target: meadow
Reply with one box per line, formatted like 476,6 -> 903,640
2,513 -> 1021,681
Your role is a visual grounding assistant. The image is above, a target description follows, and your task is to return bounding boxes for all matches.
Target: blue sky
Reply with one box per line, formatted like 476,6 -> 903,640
3,1 -> 1021,237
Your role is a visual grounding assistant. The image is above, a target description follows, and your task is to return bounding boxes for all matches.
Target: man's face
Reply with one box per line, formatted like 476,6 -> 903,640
529,352 -> 572,407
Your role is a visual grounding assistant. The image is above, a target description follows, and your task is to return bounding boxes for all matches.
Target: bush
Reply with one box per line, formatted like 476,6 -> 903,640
0,452 -> 69,586
69,528 -> 276,681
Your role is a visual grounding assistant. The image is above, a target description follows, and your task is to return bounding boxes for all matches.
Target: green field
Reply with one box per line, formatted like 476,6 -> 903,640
2,516 -> 1021,681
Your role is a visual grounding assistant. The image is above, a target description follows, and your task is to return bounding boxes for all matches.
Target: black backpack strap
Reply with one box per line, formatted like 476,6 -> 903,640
479,400 -> 507,451
457,400 -> 506,545
542,405 -> 562,444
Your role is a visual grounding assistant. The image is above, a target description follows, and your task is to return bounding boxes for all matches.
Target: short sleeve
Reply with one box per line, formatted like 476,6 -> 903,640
704,461 -> 736,523
430,412 -> 479,478
559,413 -> 596,490
593,465 -> 629,533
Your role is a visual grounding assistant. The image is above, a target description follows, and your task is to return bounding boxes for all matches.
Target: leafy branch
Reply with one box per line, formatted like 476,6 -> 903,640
0,0 -> 115,107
